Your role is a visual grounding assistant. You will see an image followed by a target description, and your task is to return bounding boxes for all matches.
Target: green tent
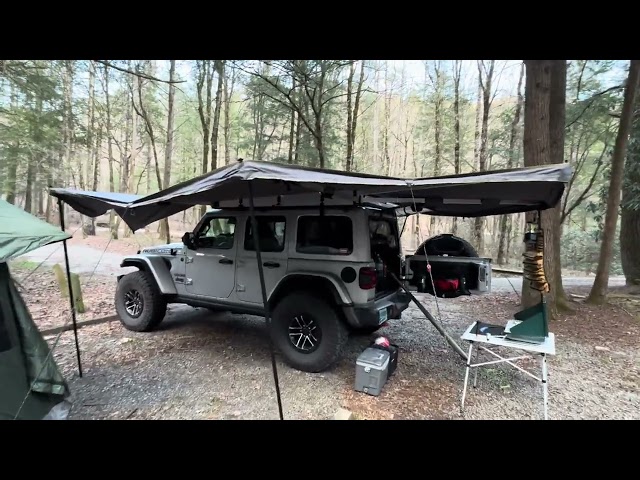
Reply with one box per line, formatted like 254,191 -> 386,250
0,199 -> 72,420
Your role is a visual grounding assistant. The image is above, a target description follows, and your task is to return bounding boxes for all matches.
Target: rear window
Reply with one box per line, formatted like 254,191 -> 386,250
369,218 -> 398,249
296,215 -> 353,255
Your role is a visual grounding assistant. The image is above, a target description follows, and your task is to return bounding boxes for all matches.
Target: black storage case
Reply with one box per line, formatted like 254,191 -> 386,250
369,342 -> 399,376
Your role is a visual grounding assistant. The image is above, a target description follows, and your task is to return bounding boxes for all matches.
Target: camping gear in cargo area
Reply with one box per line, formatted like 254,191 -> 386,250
355,347 -> 391,396
405,233 -> 492,298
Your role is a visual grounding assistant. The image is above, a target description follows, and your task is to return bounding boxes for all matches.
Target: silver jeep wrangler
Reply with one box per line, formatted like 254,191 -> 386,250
114,205 -> 410,372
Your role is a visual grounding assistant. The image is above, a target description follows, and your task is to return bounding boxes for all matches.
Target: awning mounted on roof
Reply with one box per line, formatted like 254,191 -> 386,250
50,160 -> 572,230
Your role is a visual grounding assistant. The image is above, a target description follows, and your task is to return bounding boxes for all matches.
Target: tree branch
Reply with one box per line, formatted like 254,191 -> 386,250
95,60 -> 185,84
566,84 -> 624,128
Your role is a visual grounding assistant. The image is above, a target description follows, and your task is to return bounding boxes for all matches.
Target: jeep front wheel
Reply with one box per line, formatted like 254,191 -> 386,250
115,271 -> 167,332
271,292 -> 348,373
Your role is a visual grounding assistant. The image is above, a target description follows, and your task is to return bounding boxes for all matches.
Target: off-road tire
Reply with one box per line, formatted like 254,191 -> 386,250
271,292 -> 348,373
115,270 -> 167,332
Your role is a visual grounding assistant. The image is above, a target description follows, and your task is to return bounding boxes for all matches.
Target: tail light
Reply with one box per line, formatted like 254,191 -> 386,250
359,267 -> 377,289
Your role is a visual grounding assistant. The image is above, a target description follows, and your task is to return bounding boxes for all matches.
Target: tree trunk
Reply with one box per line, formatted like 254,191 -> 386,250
497,63 -> 525,265
474,61 -> 495,256
620,98 -> 640,287
431,61 -> 443,232
64,61 -> 74,189
346,61 -> 355,171
372,62 -> 379,168
288,73 -> 297,164
547,60 -> 568,306
196,60 -> 213,218
521,60 -> 552,310
452,61 -> 462,236
620,208 -> 640,286
294,78 -> 303,164
384,62 -> 392,175
350,61 -> 365,172
223,64 -> 235,166
159,59 -> 176,244
83,61 -> 97,236
588,60 -> 640,304
103,63 -> 118,239
24,157 -> 34,213
210,60 -> 224,173
123,67 -> 140,238
473,77 -> 482,171
5,86 -> 18,205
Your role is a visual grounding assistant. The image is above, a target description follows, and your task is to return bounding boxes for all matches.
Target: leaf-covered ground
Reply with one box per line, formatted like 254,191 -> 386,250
9,246 -> 640,420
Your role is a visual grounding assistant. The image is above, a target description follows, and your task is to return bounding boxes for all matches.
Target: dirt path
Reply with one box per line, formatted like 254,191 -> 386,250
17,235 -> 626,291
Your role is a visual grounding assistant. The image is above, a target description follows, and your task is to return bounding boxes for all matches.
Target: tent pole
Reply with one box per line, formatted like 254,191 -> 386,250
390,273 -> 468,362
57,199 -> 83,377
248,182 -> 284,420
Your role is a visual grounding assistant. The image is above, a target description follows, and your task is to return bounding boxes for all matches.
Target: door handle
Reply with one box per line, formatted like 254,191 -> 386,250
219,258 -> 234,265
263,261 -> 280,268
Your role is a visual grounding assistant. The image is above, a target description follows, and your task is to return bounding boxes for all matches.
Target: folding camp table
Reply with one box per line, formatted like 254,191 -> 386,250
459,321 -> 555,420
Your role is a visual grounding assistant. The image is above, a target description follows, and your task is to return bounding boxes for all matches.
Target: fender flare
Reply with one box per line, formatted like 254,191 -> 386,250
268,272 -> 352,307
120,255 -> 177,295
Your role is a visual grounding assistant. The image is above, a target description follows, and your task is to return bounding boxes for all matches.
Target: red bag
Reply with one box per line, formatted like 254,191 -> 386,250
433,278 -> 459,292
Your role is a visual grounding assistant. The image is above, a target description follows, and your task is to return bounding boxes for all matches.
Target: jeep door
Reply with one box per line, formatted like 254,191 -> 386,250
185,215 -> 237,298
235,215 -> 288,303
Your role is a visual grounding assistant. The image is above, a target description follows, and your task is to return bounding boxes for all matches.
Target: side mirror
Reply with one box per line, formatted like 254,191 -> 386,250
182,232 -> 197,250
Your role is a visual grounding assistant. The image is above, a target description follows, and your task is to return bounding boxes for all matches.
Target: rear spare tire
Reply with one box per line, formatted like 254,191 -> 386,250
115,270 -> 167,332
271,292 -> 348,373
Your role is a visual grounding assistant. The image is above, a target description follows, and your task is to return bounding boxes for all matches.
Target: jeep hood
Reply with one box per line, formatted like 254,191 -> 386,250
140,242 -> 184,254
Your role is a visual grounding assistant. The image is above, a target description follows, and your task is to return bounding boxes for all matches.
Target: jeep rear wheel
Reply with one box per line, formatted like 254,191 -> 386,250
271,292 -> 348,373
115,271 -> 167,332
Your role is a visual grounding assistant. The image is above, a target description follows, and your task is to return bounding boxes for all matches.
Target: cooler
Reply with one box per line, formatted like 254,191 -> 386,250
355,347 -> 390,396
369,342 -> 399,376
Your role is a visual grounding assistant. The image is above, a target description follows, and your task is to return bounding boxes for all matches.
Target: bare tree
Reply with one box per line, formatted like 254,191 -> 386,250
345,60 -> 366,172
473,60 -> 495,255
82,60 -> 97,236
159,60 -> 176,244
452,60 -> 463,235
588,60 -> 640,304
241,60 -> 353,168
210,60 -> 224,172
223,63 -> 237,166
196,60 -> 214,216
100,62 -> 119,239
497,63 -> 525,264
426,61 -> 444,231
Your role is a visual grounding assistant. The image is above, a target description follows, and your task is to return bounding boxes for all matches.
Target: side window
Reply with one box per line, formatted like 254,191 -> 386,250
296,215 -> 353,255
244,216 -> 286,253
196,217 -> 236,249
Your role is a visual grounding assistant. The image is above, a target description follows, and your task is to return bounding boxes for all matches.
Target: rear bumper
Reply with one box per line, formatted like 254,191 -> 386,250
342,290 -> 410,328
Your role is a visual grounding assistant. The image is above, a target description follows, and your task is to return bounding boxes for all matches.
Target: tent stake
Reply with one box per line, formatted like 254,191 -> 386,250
248,182 -> 284,420
57,199 -> 83,377
390,273 -> 468,362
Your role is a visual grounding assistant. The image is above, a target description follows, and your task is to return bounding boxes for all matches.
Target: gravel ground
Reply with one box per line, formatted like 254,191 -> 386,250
47,290 -> 640,420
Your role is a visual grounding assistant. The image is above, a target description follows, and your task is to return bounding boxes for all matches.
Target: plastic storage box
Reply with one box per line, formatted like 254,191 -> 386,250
369,342 -> 399,376
355,347 -> 390,396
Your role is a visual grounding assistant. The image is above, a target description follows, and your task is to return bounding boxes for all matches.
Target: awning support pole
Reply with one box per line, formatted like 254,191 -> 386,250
390,273 -> 468,362
248,182 -> 284,420
57,199 -> 83,377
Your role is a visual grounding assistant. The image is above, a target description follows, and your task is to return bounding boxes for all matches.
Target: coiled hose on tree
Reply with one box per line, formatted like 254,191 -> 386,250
522,227 -> 550,293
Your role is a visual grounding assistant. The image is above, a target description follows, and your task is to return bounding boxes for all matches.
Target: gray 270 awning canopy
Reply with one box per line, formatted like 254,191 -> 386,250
50,160 -> 572,230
